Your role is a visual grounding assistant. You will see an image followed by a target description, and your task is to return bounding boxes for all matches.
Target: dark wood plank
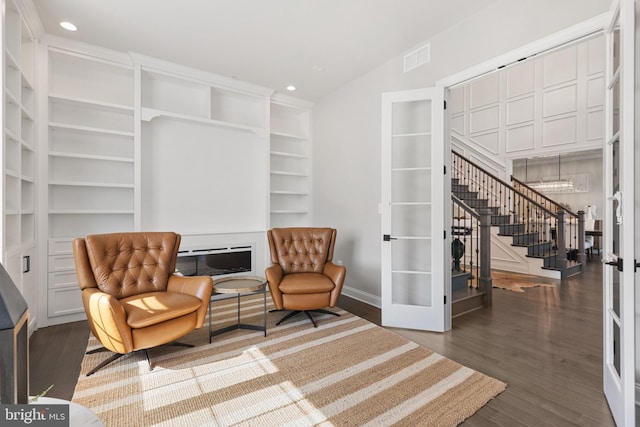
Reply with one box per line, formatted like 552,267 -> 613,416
29,321 -> 89,400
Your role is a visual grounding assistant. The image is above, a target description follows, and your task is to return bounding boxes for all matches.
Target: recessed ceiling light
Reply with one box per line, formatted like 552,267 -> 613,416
59,21 -> 77,31
286,85 -> 296,91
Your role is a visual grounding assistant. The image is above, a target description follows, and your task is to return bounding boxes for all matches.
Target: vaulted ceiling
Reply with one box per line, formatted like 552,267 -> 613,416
32,0 -> 498,101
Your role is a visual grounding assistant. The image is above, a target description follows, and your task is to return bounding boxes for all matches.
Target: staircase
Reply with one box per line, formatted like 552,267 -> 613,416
451,151 -> 586,280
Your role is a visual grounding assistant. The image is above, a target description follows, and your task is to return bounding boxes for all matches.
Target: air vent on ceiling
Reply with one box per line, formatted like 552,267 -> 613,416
403,42 -> 431,73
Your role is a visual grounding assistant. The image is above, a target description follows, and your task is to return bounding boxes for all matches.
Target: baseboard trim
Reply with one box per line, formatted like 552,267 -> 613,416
341,285 -> 380,308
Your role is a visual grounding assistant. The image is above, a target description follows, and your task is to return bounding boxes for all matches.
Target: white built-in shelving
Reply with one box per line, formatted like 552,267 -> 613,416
45,45 -> 134,322
2,0 -> 37,329
138,63 -> 271,234
140,68 -> 266,135
269,95 -> 313,227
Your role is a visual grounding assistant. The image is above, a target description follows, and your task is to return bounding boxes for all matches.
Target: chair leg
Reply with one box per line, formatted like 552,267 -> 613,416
86,352 -> 125,377
304,311 -> 318,328
85,341 -> 194,376
276,309 -> 341,327
276,310 -> 303,325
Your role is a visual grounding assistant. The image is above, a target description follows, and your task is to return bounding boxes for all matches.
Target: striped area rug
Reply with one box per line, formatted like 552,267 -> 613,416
73,295 -> 505,426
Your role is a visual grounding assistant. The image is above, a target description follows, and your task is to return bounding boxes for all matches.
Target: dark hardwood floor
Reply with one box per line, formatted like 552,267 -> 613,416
30,261 -> 614,426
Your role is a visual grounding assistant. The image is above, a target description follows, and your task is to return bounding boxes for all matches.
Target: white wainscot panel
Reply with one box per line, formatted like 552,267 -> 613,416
587,77 -> 604,108
587,35 -> 604,76
543,84 -> 577,118
543,45 -> 577,88
449,86 -> 464,114
587,109 -> 604,141
48,287 -> 84,317
506,61 -> 535,99
506,124 -> 535,153
542,116 -> 577,147
450,114 -> 464,135
469,105 -> 499,133
469,72 -> 500,109
469,131 -> 499,155
506,95 -> 534,126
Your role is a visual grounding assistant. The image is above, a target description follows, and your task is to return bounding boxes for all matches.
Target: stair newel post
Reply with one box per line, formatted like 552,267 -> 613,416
556,210 -> 567,270
577,210 -> 586,264
478,208 -> 492,307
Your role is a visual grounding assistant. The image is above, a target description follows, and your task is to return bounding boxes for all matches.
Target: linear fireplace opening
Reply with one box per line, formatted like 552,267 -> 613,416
176,244 -> 253,277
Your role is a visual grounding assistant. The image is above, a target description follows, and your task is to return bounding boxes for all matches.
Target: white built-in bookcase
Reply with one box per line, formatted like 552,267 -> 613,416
3,0 -> 37,329
37,42 -> 312,326
269,95 -> 313,227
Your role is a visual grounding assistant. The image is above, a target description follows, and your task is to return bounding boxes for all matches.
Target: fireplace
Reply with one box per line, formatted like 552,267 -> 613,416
0,263 -> 29,404
176,244 -> 254,277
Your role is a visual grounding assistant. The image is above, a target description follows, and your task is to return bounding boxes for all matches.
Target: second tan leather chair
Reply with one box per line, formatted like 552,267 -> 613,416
266,227 -> 346,327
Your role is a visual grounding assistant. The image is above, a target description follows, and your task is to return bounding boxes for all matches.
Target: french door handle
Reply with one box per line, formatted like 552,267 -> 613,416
383,234 -> 397,241
608,191 -> 622,225
605,257 -> 623,272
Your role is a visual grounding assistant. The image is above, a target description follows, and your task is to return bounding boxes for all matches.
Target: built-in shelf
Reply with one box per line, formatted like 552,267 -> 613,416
48,121 -> 135,137
49,181 -> 135,189
271,210 -> 309,214
48,151 -> 134,163
270,190 -> 309,195
3,0 -> 38,330
141,107 -> 264,135
270,151 -> 308,159
49,93 -> 134,113
270,171 -> 308,177
269,96 -> 313,228
392,132 -> 432,138
49,210 -> 135,215
270,131 -> 308,141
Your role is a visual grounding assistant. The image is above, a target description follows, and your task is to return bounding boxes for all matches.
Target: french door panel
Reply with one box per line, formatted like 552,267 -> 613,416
381,88 -> 446,332
602,0 -> 635,425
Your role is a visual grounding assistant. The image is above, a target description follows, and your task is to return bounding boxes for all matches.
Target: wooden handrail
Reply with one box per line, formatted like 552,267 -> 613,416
452,151 -> 561,219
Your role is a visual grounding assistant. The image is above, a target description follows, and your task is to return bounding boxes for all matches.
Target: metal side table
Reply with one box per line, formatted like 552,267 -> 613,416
209,275 -> 267,343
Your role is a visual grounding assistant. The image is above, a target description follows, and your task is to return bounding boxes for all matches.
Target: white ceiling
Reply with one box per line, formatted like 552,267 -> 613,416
32,0 -> 498,101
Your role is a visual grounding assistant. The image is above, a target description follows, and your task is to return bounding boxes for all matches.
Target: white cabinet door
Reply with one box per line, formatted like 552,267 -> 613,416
602,0 -> 635,425
381,88 -> 447,331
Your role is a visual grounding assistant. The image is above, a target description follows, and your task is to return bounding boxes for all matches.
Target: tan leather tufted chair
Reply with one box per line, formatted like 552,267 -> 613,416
266,228 -> 346,327
73,232 -> 212,375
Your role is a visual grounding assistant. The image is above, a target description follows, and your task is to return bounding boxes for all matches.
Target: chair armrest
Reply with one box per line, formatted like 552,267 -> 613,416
324,262 -> 346,307
82,288 -> 133,354
265,264 -> 284,310
167,274 -> 213,328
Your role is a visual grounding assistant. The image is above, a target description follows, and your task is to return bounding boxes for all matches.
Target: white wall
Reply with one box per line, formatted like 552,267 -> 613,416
450,35 -> 605,177
313,0 -> 611,305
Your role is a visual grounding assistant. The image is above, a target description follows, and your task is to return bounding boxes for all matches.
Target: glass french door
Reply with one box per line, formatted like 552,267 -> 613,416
602,0 -> 635,425
381,88 -> 447,331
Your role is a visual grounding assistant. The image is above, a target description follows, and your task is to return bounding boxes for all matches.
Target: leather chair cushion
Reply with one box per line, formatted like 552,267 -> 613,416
279,273 -> 335,294
85,232 -> 179,298
271,228 -> 333,274
121,292 -> 202,329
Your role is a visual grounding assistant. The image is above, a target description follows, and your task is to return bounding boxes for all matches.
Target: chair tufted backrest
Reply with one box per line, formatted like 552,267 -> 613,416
81,232 -> 181,299
268,228 -> 336,274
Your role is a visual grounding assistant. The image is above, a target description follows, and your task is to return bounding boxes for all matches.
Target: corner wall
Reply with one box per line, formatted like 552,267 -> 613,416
312,0 -> 610,305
